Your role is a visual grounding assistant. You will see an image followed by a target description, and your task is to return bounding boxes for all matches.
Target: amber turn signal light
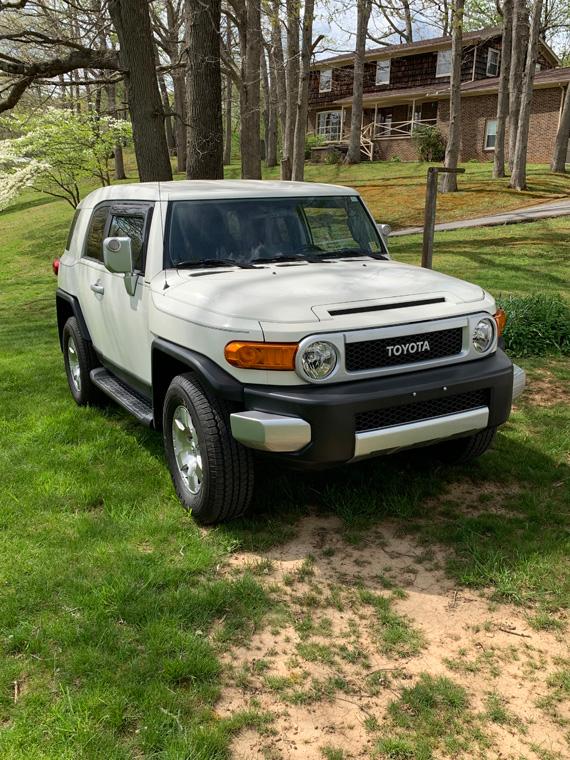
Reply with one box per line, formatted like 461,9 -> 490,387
494,308 -> 507,336
225,341 -> 298,370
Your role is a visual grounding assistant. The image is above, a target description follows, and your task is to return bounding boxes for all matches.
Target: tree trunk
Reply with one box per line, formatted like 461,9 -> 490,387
510,0 -> 543,191
173,70 -> 187,172
158,71 -> 176,152
107,82 -> 126,179
223,21 -> 233,166
108,0 -> 172,181
551,85 -> 570,172
345,0 -> 372,164
239,0 -> 262,179
185,0 -> 223,179
440,0 -> 464,193
159,74 -> 175,151
282,0 -> 299,179
508,0 -> 529,171
165,0 -> 186,172
266,42 -> 279,167
261,47 -> 271,162
271,0 -> 288,139
291,0 -> 315,180
493,0 -> 513,178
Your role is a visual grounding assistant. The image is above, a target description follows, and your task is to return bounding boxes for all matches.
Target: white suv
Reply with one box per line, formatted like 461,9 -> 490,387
55,180 -> 525,523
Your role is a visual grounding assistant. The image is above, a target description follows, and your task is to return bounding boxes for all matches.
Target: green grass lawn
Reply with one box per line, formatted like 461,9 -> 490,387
222,160 -> 570,229
0,186 -> 569,758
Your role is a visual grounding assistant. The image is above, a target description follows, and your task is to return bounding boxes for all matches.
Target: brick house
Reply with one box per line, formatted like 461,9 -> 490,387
308,27 -> 570,163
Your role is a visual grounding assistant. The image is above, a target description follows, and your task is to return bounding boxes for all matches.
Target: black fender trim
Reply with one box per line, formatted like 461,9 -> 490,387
151,338 -> 245,426
56,288 -> 92,349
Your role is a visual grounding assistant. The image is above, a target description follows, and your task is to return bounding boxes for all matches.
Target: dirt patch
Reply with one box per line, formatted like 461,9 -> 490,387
432,479 -> 523,518
521,369 -> 569,408
216,516 -> 568,760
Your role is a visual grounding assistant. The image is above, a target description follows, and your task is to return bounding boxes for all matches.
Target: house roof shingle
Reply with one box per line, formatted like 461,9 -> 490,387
314,25 -> 560,69
332,66 -> 570,107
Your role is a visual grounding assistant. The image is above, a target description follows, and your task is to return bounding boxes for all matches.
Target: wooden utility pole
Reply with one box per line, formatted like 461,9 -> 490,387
422,167 -> 465,269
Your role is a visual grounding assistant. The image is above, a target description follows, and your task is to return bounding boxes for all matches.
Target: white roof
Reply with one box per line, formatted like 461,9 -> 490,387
79,180 -> 359,208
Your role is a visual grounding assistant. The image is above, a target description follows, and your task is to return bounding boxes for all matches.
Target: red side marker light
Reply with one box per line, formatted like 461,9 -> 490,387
52,258 -> 60,276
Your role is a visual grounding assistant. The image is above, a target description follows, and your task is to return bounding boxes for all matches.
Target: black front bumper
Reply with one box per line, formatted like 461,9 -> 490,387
241,350 -> 514,468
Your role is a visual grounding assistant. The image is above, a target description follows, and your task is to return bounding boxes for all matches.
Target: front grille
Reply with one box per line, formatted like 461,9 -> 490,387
346,327 -> 463,372
355,389 -> 488,433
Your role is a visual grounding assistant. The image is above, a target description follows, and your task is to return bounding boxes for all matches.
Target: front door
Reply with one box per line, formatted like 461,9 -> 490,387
75,202 -> 155,386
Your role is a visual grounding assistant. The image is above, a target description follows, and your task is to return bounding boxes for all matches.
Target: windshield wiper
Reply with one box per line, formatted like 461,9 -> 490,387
176,258 -> 255,270
250,253 -> 325,265
324,248 -> 389,261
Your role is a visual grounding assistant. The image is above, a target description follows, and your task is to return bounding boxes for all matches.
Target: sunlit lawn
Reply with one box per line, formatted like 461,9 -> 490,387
0,177 -> 568,757
222,160 -> 570,229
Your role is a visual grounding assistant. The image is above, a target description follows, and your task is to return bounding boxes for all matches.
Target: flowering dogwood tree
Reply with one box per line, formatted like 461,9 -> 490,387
0,108 -> 131,209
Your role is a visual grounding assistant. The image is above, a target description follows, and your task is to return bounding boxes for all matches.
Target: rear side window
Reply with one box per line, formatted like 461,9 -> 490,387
65,210 -> 80,251
108,214 -> 146,271
84,206 -> 109,261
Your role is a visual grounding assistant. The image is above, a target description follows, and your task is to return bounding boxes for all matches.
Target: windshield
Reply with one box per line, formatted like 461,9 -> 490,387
165,195 -> 386,267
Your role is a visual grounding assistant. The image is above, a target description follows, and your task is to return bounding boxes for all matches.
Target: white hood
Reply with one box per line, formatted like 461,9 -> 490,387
162,259 -> 485,325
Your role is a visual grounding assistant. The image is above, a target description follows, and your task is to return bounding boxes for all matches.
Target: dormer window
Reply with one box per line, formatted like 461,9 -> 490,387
486,48 -> 500,77
376,59 -> 391,85
436,49 -> 452,77
319,68 -> 333,93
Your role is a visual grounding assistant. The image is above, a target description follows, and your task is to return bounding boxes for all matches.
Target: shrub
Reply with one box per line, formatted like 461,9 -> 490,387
305,132 -> 325,159
390,155 -> 402,162
412,124 -> 446,162
323,147 -> 342,165
497,294 -> 570,357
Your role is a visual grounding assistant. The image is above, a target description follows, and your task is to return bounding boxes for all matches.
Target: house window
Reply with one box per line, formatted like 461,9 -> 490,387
484,119 -> 497,150
436,49 -> 452,77
486,48 -> 500,77
535,62 -> 542,72
319,68 -> 332,93
317,110 -> 342,141
376,59 -> 391,85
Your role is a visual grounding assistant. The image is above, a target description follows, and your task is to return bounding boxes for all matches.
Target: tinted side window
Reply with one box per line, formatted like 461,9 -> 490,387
65,210 -> 81,251
84,206 -> 109,261
108,214 -> 145,271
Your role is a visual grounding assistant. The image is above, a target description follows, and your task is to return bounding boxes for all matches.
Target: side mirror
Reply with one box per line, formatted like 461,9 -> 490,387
103,237 -> 138,296
377,223 -> 391,240
103,236 -> 133,274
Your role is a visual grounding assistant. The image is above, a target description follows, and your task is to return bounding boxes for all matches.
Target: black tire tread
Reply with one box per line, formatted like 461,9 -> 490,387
437,426 -> 497,464
164,373 -> 254,524
62,317 -> 101,406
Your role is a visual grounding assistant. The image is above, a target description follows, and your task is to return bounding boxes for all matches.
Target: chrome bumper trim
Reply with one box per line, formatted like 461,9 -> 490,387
230,411 -> 311,453
512,364 -> 526,401
353,407 -> 490,459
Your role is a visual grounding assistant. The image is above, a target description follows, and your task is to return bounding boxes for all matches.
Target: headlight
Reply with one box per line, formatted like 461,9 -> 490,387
472,318 -> 495,353
299,340 -> 338,380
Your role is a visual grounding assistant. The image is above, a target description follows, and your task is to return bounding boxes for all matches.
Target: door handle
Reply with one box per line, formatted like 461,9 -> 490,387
90,281 -> 105,295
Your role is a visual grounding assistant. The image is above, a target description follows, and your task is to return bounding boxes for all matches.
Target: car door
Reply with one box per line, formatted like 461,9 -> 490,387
75,202 -> 154,387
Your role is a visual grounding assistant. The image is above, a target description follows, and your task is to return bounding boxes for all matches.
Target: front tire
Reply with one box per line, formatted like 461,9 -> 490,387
433,426 -> 497,464
163,373 -> 254,524
62,317 -> 101,406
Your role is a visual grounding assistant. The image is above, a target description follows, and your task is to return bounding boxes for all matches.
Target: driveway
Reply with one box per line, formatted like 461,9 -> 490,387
392,197 -> 570,236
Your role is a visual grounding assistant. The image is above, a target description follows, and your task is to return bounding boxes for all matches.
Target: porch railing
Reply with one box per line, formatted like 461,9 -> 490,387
373,117 -> 437,139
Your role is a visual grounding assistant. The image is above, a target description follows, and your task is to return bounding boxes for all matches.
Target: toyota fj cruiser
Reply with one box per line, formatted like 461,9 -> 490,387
55,181 -> 525,523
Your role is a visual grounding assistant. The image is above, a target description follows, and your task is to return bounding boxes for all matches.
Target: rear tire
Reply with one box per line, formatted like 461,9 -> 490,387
433,427 -> 497,464
163,373 -> 254,524
62,317 -> 101,406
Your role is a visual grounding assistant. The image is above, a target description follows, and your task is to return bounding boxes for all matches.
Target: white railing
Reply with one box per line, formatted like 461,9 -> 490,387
374,117 -> 437,139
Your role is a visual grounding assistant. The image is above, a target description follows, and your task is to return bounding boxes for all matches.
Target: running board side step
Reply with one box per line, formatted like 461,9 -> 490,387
90,368 -> 154,426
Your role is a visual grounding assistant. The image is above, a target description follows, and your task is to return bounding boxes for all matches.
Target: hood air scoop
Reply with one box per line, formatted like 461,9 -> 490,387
328,297 -> 446,317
